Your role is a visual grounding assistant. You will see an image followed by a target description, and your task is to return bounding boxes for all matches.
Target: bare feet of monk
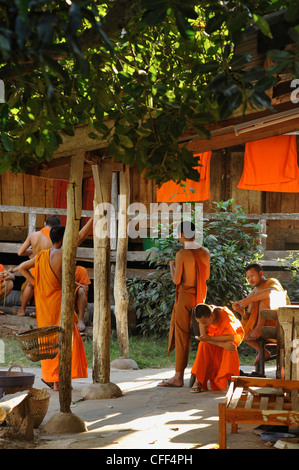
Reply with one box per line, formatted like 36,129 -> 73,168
53,382 -> 59,391
190,380 -> 202,393
158,380 -> 183,387
16,308 -> 26,316
77,320 -> 86,332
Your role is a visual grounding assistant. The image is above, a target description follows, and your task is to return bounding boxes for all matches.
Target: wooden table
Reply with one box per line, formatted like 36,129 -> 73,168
219,376 -> 299,449
278,306 -> 299,381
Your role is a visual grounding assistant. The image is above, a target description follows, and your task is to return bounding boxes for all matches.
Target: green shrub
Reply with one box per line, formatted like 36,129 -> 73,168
128,199 -> 262,336
279,252 -> 299,302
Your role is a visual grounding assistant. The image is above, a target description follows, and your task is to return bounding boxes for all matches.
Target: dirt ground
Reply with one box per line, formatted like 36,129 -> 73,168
1,312 -> 299,454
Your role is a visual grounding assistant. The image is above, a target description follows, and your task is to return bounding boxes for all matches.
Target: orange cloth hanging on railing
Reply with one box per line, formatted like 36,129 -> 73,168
156,151 -> 212,202
238,135 -> 299,192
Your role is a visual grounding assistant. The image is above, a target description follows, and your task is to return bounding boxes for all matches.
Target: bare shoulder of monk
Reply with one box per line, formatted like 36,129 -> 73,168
31,231 -> 52,255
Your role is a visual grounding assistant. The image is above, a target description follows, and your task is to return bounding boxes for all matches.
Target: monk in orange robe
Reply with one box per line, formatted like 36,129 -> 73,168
231,263 -> 289,365
158,221 -> 210,388
0,264 -> 14,312
16,215 -> 61,316
75,265 -> 91,332
19,225 -> 88,391
191,304 -> 244,392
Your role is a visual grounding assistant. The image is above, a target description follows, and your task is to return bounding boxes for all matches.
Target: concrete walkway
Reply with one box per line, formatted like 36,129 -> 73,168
16,364 -> 290,451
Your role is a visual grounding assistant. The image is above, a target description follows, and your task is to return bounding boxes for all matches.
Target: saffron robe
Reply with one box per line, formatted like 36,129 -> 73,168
75,265 -> 91,303
167,248 -> 209,371
157,152 -> 212,202
191,307 -> 244,391
0,264 -> 4,289
34,249 -> 88,383
20,227 -> 51,298
238,135 -> 299,192
242,278 -> 290,339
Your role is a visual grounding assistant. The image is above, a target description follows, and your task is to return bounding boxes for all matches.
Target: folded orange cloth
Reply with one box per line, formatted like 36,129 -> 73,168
156,151 -> 212,202
238,135 -> 299,192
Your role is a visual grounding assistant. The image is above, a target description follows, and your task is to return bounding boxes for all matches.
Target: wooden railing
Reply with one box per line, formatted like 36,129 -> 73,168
0,205 -> 299,264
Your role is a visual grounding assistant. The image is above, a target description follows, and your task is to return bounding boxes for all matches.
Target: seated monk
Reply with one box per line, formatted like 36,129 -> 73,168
190,303 -> 244,392
75,265 -> 91,332
231,263 -> 290,366
0,264 -> 15,312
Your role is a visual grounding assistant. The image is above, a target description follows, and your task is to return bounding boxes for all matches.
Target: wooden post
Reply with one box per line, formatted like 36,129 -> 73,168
82,159 -> 122,399
114,167 -> 130,358
59,151 -> 85,413
92,159 -> 113,383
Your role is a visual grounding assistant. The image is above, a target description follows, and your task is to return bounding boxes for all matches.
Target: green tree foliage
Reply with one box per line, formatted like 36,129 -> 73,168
0,1 -> 298,181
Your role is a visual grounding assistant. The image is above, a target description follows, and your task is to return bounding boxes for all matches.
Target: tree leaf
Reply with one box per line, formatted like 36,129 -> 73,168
1,133 -> 13,152
253,14 -> 273,38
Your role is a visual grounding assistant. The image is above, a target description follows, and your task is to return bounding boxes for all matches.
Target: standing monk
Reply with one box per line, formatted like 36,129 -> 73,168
18,225 -> 88,391
231,263 -> 289,365
190,304 -> 244,392
158,221 -> 210,388
16,216 -> 93,316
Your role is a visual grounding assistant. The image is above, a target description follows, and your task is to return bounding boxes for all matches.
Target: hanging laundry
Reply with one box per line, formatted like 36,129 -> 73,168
238,135 -> 299,192
156,151 -> 212,202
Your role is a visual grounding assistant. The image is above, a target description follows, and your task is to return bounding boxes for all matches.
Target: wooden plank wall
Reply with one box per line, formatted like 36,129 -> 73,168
0,172 -> 54,241
1,139 -> 299,250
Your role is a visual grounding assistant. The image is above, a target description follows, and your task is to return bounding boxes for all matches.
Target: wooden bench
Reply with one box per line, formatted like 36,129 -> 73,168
218,376 -> 299,449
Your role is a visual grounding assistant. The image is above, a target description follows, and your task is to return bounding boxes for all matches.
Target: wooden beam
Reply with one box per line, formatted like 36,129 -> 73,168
186,116 -> 299,153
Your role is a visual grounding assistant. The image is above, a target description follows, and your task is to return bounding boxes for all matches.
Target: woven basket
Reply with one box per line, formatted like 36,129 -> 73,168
16,325 -> 60,362
5,387 -> 50,428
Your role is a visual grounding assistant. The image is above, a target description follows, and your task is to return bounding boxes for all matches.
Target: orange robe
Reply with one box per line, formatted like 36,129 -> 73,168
167,248 -> 209,371
238,135 -> 299,192
191,307 -> 244,391
0,264 -> 4,288
75,265 -> 91,303
242,278 -> 290,339
157,152 -> 212,202
20,227 -> 50,297
34,249 -> 88,383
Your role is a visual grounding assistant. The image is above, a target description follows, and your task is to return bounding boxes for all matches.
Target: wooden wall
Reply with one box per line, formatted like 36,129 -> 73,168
0,172 -> 54,241
1,143 -> 299,250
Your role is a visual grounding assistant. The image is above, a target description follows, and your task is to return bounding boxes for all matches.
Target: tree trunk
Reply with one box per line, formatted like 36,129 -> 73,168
59,151 -> 85,413
92,159 -> 112,383
114,166 -> 130,358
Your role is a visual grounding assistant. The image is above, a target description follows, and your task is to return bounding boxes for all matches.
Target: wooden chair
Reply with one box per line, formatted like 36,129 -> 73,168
219,376 -> 299,449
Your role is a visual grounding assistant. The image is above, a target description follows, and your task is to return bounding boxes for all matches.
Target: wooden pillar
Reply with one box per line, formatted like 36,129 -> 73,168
59,151 -> 85,413
92,159 -> 113,383
114,166 -> 130,359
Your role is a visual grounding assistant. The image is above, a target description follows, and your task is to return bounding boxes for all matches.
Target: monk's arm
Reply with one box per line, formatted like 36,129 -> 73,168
199,334 -> 237,351
238,288 -> 275,309
200,247 -> 211,279
77,217 -> 93,246
18,258 -> 36,284
170,251 -> 183,285
18,236 -> 33,258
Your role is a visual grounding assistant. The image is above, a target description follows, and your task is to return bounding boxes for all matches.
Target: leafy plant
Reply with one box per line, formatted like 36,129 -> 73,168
204,199 -> 263,305
278,252 -> 299,302
128,199 -> 263,335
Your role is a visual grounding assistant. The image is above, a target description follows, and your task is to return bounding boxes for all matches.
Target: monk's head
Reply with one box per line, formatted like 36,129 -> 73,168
45,215 -> 61,228
194,303 -> 216,327
50,225 -> 65,246
245,263 -> 265,287
177,221 -> 195,242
